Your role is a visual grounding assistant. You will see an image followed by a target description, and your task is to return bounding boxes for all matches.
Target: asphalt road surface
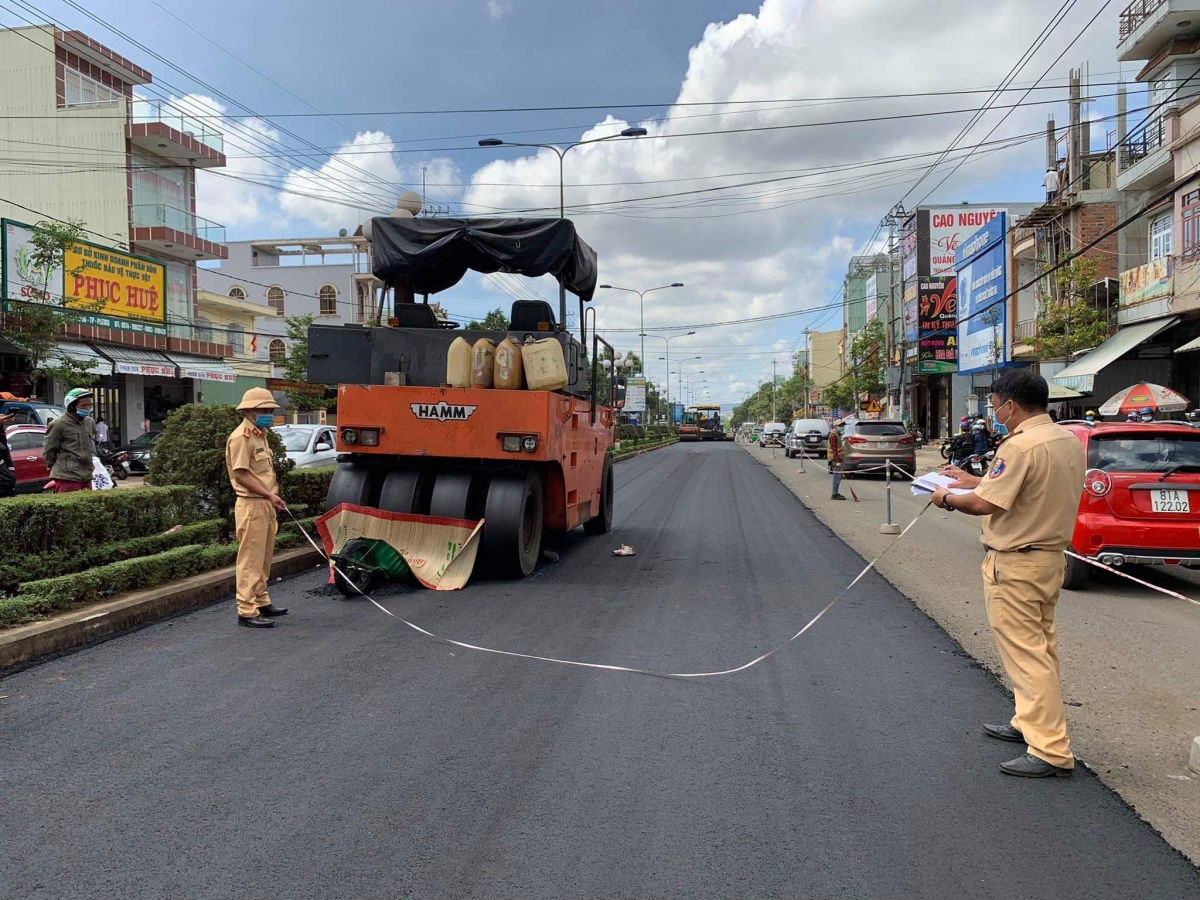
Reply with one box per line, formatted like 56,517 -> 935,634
2,443 -> 1197,899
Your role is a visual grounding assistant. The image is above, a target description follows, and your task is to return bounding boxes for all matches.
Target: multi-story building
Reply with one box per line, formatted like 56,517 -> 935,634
807,329 -> 843,415
1056,2 -> 1200,405
194,289 -> 280,406
0,25 -> 231,444
197,236 -> 380,378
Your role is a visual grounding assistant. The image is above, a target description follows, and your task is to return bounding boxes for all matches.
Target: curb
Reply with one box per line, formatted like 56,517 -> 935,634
0,546 -> 322,673
613,439 -> 679,462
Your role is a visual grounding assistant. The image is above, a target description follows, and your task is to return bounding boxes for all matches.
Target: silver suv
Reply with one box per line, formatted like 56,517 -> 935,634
784,418 -> 830,459
758,422 -> 787,447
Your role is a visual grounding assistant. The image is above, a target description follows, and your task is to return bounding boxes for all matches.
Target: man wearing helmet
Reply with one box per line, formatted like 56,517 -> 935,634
1084,410 -> 1097,424
43,387 -> 97,493
226,387 -> 289,629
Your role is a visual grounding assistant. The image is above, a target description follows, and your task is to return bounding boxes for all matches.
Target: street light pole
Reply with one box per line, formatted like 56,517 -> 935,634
597,284 -> 685,383
644,331 -> 695,420
479,127 -> 648,325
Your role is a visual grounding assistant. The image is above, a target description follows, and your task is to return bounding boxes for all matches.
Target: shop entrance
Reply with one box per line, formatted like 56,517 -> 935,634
143,377 -> 192,432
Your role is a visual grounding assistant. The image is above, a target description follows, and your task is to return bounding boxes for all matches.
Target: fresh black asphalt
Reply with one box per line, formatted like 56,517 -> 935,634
2,443 -> 1197,898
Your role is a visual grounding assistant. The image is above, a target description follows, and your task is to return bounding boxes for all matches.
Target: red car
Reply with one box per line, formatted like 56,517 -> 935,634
1060,421 -> 1200,589
4,424 -> 50,494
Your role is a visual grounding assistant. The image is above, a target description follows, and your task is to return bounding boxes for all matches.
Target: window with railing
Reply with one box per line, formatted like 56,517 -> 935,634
1151,211 -> 1173,261
1120,116 -> 1166,169
1182,190 -> 1200,260
318,285 -> 338,317
62,68 -> 122,107
1119,0 -> 1168,41
267,286 -> 285,316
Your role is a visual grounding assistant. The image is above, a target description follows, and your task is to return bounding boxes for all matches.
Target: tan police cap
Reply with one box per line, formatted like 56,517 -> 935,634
237,387 -> 279,410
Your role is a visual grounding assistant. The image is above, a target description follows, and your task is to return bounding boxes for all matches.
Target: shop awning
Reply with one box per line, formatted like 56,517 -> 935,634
1051,317 -> 1178,392
165,353 -> 238,382
1175,335 -> 1200,354
93,344 -> 177,378
53,341 -> 112,376
1046,381 -> 1084,400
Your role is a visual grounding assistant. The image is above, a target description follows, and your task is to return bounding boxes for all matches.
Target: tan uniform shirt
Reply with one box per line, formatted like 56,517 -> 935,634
225,421 -> 278,498
973,413 -> 1085,552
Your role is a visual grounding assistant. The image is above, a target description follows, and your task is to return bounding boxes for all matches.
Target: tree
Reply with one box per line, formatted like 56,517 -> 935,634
466,308 -> 510,330
282,314 -> 334,410
0,219 -> 103,397
1034,257 -> 1110,360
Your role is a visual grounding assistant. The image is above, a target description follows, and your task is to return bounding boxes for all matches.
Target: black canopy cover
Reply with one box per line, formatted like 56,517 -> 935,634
368,217 -> 598,301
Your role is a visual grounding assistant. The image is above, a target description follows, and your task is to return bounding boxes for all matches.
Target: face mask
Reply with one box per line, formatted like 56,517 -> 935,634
991,401 -> 1012,437
255,413 -> 275,429
76,408 -> 92,418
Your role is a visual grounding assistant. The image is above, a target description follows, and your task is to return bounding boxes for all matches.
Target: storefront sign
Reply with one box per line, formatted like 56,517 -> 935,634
865,273 -> 878,322
64,242 -> 167,336
955,213 -> 1009,375
917,276 -> 958,374
2,220 -> 62,304
903,284 -> 918,345
904,207 -> 1007,279
115,361 -> 176,377
182,368 -> 237,382
1118,257 -> 1173,321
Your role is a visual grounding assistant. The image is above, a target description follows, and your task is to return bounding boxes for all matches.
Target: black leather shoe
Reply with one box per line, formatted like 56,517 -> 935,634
831,493 -> 846,500
999,752 -> 1073,778
983,722 -> 1025,743
257,604 -> 288,617
238,615 -> 274,628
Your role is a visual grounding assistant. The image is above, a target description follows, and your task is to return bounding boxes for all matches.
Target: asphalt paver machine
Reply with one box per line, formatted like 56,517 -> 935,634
308,217 -> 616,577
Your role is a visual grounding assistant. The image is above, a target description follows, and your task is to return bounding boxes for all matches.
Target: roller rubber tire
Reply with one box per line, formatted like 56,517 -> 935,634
483,469 -> 544,578
583,455 -> 613,535
429,471 -> 476,520
378,469 -> 429,515
326,462 -> 374,512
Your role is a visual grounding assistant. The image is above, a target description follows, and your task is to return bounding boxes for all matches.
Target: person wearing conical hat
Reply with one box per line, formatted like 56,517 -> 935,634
226,387 -> 288,629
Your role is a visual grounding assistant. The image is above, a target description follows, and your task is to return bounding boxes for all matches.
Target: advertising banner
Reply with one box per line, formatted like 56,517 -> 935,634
671,402 -> 684,425
917,276 -> 958,374
903,283 -> 918,345
625,376 -> 647,413
955,213 -> 1008,375
3,220 -> 62,304
64,241 -> 167,337
865,272 -> 878,322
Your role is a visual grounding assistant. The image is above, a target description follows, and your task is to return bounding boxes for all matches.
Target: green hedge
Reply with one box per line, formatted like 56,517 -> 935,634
0,487 -> 200,563
0,515 -> 321,627
0,519 -> 224,591
283,466 -> 335,514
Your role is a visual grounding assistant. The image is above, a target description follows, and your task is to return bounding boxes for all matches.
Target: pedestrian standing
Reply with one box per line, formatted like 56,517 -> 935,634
226,388 -> 288,629
932,370 -> 1085,778
43,388 -> 97,493
828,419 -> 846,501
95,416 -> 109,450
1043,167 -> 1060,203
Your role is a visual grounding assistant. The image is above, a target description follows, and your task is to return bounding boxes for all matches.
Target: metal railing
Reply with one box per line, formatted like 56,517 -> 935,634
131,99 -> 224,154
1014,320 -> 1037,343
1119,0 -> 1167,41
1119,116 -> 1166,169
131,204 -> 227,245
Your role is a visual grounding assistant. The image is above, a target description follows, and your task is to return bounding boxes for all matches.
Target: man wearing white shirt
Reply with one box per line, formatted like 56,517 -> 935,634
1043,168 -> 1060,203
95,416 -> 110,450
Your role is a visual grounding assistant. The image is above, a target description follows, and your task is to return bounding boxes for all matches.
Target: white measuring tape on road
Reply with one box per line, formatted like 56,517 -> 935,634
284,505 -> 931,680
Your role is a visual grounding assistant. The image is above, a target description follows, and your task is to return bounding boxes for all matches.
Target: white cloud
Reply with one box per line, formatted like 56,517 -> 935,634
463,0 -> 1118,402
487,0 -> 513,21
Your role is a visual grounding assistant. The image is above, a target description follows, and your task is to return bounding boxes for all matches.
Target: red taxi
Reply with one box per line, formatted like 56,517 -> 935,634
1060,421 -> 1200,589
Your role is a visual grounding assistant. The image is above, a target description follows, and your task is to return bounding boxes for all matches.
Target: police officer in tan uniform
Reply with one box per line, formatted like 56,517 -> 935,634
226,388 -> 289,629
932,370 -> 1085,778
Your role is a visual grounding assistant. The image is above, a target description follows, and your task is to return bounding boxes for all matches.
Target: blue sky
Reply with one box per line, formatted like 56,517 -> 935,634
20,0 -> 1137,406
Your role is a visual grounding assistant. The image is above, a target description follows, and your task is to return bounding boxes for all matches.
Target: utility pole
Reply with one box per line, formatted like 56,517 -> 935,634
1067,68 -> 1081,202
772,359 -> 777,422
802,327 -> 811,418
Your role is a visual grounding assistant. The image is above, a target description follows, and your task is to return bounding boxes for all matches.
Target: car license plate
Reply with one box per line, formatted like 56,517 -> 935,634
877,442 -> 893,450
1151,489 -> 1190,513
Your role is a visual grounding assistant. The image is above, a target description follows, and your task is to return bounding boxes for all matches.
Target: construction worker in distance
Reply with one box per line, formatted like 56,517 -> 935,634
828,419 -> 846,501
226,387 -> 289,629
43,387 -> 97,493
933,370 -> 1086,778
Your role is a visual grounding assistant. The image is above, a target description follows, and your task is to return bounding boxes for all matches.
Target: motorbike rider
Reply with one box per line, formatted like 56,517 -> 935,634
1139,406 -> 1155,423
971,420 -> 990,457
1084,409 -> 1097,424
948,421 -> 975,466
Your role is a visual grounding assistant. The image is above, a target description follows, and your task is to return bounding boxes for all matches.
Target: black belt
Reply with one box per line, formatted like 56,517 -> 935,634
985,546 -> 1057,553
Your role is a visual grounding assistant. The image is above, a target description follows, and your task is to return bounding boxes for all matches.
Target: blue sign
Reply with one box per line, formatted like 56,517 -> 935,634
671,403 -> 684,426
956,214 -> 1007,375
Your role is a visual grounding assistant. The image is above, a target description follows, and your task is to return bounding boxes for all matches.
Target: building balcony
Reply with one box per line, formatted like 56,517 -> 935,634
1116,116 -> 1173,191
128,99 -> 226,169
1012,319 -> 1039,359
1118,256 -> 1175,325
131,204 -> 228,261
1117,0 -> 1200,61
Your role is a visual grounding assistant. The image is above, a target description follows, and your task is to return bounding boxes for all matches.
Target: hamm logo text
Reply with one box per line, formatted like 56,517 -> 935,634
411,401 -> 478,422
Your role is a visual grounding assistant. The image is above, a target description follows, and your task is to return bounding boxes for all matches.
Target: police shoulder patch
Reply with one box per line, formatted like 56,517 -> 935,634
989,458 -> 1006,478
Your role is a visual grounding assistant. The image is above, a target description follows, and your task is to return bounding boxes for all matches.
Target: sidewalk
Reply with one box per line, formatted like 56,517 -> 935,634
746,443 -> 1200,864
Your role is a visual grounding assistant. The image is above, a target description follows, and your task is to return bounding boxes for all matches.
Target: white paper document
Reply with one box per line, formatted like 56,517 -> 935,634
910,470 -> 975,496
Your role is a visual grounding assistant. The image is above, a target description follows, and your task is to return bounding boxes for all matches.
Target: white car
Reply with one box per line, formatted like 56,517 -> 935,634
273,425 -> 338,468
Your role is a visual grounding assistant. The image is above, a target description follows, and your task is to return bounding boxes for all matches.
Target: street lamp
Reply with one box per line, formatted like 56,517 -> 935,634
644,330 -> 695,416
662,356 -> 701,412
478,127 -> 648,328
598,283 -> 684,383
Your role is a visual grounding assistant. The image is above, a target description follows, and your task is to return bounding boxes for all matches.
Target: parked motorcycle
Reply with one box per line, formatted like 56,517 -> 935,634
939,438 -> 955,461
964,450 -> 996,479
98,445 -> 131,481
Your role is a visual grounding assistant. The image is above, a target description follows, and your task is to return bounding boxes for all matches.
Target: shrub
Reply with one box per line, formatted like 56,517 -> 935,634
147,404 -> 293,526
0,486 -> 200,564
282,466 -> 335,514
0,518 -> 224,591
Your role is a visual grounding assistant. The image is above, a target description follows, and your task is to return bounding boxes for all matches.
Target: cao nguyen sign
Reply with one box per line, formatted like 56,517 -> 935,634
64,241 -> 167,337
